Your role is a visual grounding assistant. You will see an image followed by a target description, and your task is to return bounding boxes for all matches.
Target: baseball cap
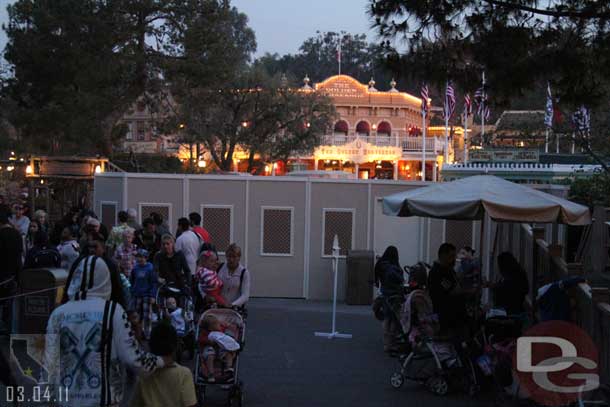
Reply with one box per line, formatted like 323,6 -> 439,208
136,248 -> 149,258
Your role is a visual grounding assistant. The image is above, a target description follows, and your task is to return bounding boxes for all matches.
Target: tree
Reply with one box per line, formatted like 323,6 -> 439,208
255,31 -> 400,90
368,0 -> 610,108
174,68 -> 336,172
1,0 -> 243,155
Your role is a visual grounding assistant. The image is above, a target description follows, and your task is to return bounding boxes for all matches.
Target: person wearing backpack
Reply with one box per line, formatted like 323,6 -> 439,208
217,244 -> 250,310
24,230 -> 61,269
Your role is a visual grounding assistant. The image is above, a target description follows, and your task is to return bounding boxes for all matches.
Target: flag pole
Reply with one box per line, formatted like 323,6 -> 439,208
338,37 -> 342,75
444,81 -> 449,163
422,110 -> 427,181
481,72 -> 486,145
463,104 -> 469,163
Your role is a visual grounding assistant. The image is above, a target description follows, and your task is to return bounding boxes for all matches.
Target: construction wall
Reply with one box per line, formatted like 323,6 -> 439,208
94,173 -> 568,300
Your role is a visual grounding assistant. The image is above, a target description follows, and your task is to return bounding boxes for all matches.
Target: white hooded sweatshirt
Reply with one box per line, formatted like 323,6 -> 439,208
45,255 -> 164,407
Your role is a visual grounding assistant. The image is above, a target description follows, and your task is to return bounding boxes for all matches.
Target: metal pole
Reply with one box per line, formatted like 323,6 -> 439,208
422,111 -> 427,181
314,235 -> 352,339
444,82 -> 449,163
481,72 -> 486,145
463,112 -> 469,163
545,128 -> 549,153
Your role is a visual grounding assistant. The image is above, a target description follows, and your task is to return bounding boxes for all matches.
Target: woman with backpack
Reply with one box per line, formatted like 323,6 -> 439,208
217,244 -> 250,310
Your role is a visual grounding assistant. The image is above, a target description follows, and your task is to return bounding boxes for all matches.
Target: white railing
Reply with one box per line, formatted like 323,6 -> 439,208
321,134 -> 445,153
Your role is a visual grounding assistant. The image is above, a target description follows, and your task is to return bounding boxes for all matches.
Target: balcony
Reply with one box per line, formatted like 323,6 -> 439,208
321,134 -> 445,154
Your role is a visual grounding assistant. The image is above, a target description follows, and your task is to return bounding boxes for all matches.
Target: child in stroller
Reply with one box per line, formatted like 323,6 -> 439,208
156,282 -> 195,362
390,264 -> 479,396
195,308 -> 245,406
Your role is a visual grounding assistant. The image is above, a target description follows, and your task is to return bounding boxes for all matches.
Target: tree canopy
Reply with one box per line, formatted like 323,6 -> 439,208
368,0 -> 610,109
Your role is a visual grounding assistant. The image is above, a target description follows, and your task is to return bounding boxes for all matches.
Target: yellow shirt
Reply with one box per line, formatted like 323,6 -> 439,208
130,363 -> 197,407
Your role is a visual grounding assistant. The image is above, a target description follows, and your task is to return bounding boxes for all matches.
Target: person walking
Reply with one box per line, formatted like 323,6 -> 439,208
188,212 -> 211,244
153,234 -> 190,291
24,230 -> 61,269
46,255 -> 171,407
107,210 -> 131,254
217,244 -> 250,309
57,227 -> 80,270
114,228 -> 138,277
375,246 -> 405,354
9,203 -> 30,236
175,218 -> 200,283
135,218 -> 161,260
0,205 -> 22,333
130,249 -> 157,339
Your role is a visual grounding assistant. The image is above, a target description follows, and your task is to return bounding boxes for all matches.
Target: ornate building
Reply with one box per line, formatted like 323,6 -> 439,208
118,74 -> 461,180
283,74 -> 455,180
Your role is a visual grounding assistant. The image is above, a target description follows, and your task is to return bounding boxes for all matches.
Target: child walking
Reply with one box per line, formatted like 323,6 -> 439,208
130,322 -> 197,407
130,249 -> 157,339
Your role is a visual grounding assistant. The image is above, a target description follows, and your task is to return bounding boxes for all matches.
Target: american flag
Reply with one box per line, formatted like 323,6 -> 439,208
572,105 -> 590,133
443,81 -> 456,121
544,82 -> 553,128
464,93 -> 472,118
421,84 -> 429,116
474,86 -> 489,120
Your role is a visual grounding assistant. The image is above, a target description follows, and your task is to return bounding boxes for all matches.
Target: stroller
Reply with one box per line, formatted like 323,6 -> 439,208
155,281 -> 196,362
195,308 -> 246,407
389,263 -> 479,396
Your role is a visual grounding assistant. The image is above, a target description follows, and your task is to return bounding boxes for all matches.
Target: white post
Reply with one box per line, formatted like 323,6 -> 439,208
393,161 -> 398,180
556,134 -> 560,153
422,112 -> 427,181
571,133 -> 575,154
432,160 -> 437,182
314,235 -> 352,339
545,128 -> 549,153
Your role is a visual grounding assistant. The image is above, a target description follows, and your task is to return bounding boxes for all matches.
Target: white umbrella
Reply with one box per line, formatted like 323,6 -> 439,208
382,175 -> 590,225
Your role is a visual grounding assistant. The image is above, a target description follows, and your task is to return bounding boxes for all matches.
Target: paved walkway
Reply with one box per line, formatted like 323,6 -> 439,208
202,298 -> 491,407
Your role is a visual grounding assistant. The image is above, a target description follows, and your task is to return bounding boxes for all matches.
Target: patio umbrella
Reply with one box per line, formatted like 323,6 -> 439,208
382,175 -> 590,225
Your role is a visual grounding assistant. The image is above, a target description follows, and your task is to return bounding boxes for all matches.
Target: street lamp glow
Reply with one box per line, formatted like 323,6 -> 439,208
7,166 -> 14,172
241,121 -> 249,128
94,165 -> 103,174
197,160 -> 206,168
26,165 -> 33,174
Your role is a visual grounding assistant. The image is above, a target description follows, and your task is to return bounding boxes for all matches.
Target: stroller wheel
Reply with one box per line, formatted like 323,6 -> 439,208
426,375 -> 449,396
228,386 -> 243,407
390,372 -> 404,389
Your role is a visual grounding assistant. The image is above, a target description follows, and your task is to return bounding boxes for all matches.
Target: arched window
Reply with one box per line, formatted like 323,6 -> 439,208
356,121 -> 370,137
377,121 -> 391,145
333,120 -> 349,136
377,121 -> 391,136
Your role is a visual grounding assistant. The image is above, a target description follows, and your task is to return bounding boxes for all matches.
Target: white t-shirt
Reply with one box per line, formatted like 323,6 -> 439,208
169,307 -> 185,335
175,229 -> 200,278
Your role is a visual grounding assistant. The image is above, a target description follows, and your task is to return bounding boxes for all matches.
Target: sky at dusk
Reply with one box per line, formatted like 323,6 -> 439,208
0,0 -> 376,58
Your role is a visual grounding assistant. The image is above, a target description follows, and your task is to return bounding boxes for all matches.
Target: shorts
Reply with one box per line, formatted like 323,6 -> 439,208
203,346 -> 229,359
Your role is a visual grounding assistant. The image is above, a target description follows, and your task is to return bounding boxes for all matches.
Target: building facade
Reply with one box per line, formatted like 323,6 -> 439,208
117,75 -> 461,180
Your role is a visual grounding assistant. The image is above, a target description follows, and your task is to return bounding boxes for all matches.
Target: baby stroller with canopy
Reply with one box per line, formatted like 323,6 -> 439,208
155,281 -> 196,362
195,308 -> 246,406
389,263 -> 479,396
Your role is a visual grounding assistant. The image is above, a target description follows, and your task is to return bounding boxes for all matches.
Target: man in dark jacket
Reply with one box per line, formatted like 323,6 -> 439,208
0,204 -> 22,333
153,234 -> 190,291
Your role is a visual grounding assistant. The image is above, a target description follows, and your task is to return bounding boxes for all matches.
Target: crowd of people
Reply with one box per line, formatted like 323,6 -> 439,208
0,201 -> 252,407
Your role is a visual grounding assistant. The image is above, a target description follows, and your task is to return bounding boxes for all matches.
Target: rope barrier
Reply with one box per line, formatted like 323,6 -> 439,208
0,286 -> 58,302
0,277 -> 15,287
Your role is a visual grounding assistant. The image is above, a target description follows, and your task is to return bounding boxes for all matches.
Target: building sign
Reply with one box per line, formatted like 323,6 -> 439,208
314,137 -> 402,164
469,149 -> 539,163
316,76 -> 367,99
